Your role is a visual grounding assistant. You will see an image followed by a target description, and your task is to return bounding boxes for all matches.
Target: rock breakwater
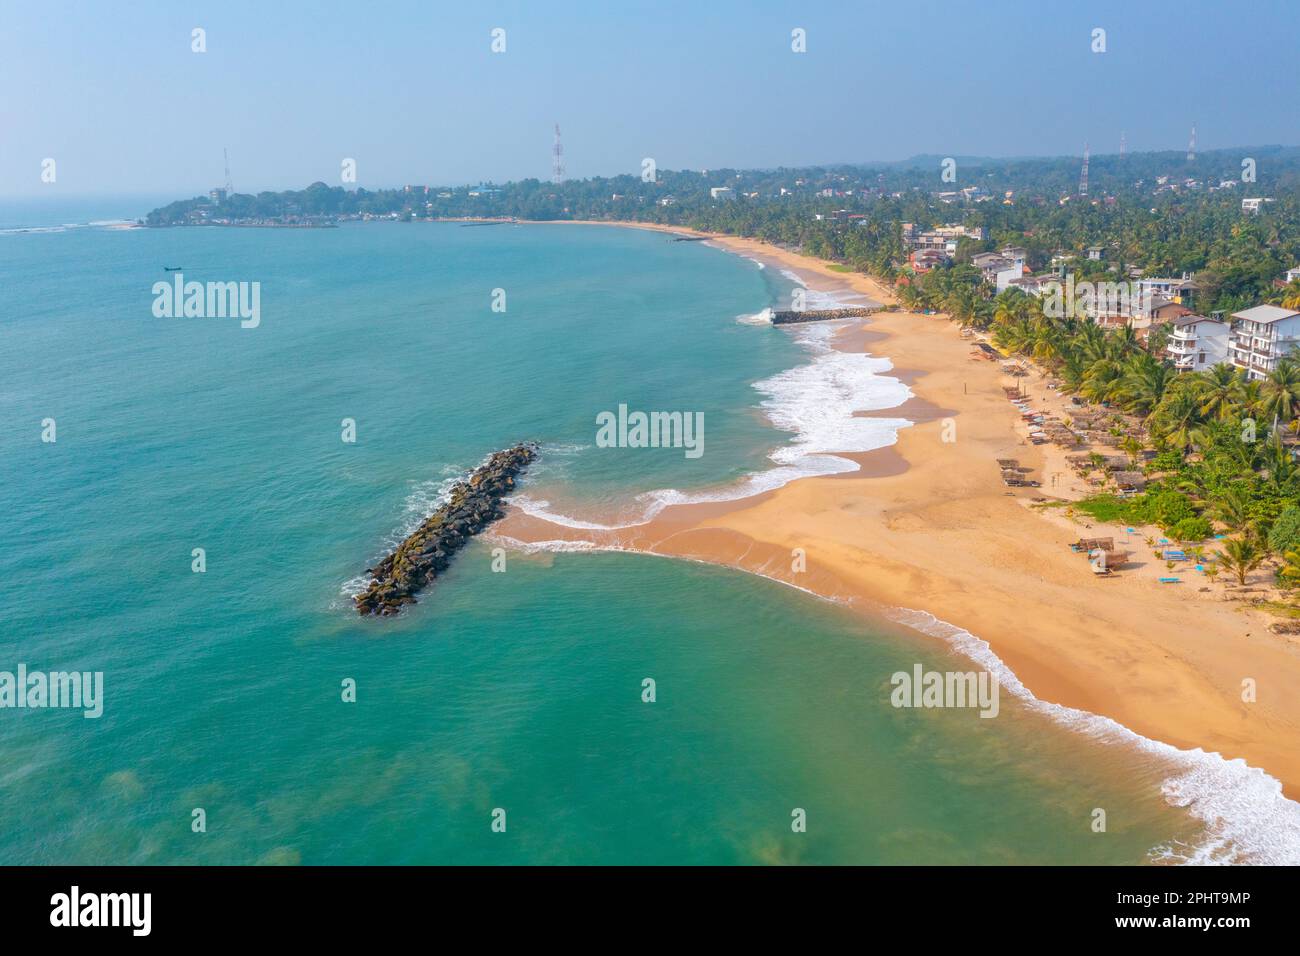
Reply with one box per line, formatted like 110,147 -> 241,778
355,442 -> 538,616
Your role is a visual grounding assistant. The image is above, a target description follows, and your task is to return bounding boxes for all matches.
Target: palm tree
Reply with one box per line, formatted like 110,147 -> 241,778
1197,364 -> 1244,422
992,318 -> 1033,355
1080,359 -> 1125,404
1120,435 -> 1144,467
1278,550 -> 1300,589
1153,387 -> 1204,451
1074,321 -> 1109,364
1209,485 -> 1254,533
1260,358 -> 1300,426
1108,326 -> 1140,360
1120,352 -> 1174,419
1215,536 -> 1268,586
1238,378 -> 1264,419
1279,280 -> 1300,311
1260,432 -> 1298,496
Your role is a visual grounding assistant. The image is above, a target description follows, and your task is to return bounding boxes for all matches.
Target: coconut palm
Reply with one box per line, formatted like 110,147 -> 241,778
1260,357 -> 1300,425
1260,432 -> 1299,496
1120,352 -> 1174,419
1279,280 -> 1300,311
1209,485 -> 1254,533
1120,435 -> 1144,467
1237,378 -> 1264,419
1108,326 -> 1140,360
1153,387 -> 1205,451
1080,359 -> 1125,404
1215,536 -> 1268,586
1197,364 -> 1244,422
1278,550 -> 1300,589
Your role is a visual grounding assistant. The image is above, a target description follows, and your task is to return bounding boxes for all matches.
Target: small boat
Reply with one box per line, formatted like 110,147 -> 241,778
163,266 -> 183,271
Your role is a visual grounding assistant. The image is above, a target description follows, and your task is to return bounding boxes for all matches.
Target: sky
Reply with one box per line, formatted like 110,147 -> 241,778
3,0 -> 1298,198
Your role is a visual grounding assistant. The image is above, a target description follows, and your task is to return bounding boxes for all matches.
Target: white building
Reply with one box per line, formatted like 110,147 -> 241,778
1136,276 -> 1195,304
971,247 -> 1026,292
1166,314 -> 1231,371
900,223 -> 985,253
1227,305 -> 1300,380
1285,265 -> 1300,284
1242,197 -> 1272,214
710,187 -> 734,200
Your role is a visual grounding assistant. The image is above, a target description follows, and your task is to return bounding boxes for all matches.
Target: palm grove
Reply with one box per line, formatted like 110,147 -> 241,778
148,146 -> 1300,588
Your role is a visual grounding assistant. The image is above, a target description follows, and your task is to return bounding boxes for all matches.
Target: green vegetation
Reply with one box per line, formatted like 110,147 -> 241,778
145,146 -> 1300,589
148,146 -> 1300,316
989,279 -> 1300,586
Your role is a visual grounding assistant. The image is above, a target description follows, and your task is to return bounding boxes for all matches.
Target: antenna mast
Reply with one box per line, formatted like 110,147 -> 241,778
1187,123 -> 1197,161
1079,142 -> 1089,197
551,125 -> 565,185
223,148 -> 233,194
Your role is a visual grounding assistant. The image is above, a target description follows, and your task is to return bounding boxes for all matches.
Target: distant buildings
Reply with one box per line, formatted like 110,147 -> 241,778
900,223 -> 985,257
908,249 -> 950,273
1005,274 -> 1060,297
710,187 -> 734,200
208,188 -> 227,203
1242,197 -> 1273,214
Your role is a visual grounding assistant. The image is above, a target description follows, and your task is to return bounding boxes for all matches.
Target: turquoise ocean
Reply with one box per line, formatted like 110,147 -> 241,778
0,199 -> 1292,864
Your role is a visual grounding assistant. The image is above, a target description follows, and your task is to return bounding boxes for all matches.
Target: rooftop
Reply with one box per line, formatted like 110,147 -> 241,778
1172,314 -> 1217,328
1232,305 -> 1300,325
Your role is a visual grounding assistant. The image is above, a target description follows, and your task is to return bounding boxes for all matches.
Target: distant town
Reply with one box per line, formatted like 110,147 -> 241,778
147,144 -> 1300,377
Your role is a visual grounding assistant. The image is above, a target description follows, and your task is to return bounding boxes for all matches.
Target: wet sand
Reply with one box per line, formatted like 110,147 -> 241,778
494,221 -> 1300,799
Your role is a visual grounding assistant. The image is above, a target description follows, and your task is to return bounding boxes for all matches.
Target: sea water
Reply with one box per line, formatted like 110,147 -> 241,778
0,207 -> 1273,863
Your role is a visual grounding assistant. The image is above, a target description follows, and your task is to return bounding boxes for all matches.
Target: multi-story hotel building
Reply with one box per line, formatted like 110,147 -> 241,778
1227,305 -> 1300,380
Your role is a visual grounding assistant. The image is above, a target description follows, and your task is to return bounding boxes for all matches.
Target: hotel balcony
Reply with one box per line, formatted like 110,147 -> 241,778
1172,354 -> 1198,370
1166,339 -> 1197,355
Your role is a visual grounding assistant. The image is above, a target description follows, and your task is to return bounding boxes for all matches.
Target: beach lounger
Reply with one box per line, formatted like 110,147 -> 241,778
1159,577 -> 1181,583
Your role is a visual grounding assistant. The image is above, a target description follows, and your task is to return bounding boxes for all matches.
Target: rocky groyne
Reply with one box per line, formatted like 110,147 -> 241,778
355,443 -> 539,616
771,307 -> 878,325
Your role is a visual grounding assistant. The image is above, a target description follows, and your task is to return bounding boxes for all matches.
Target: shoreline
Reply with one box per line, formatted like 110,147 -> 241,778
493,220 -> 1300,826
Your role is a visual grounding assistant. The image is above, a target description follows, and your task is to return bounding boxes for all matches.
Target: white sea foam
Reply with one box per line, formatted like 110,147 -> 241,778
335,457 -> 491,600
510,318 -> 911,530
487,533 -> 601,554
507,494 -> 628,531
736,307 -> 773,326
887,607 -> 1300,866
778,268 -> 872,311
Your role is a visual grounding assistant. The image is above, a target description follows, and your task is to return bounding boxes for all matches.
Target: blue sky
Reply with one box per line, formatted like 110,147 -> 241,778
3,0 -> 1298,197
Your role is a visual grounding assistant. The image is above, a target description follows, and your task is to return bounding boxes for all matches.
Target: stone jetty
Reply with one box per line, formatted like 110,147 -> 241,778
354,442 -> 538,616
770,307 -> 878,325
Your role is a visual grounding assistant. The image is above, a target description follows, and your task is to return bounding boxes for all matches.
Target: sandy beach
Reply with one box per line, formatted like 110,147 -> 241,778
495,221 -> 1300,801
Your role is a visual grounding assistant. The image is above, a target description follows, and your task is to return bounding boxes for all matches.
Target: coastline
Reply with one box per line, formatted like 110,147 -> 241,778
494,220 -> 1300,829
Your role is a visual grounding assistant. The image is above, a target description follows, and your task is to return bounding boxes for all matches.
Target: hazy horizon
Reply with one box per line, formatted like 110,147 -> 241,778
4,0 -> 1299,199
